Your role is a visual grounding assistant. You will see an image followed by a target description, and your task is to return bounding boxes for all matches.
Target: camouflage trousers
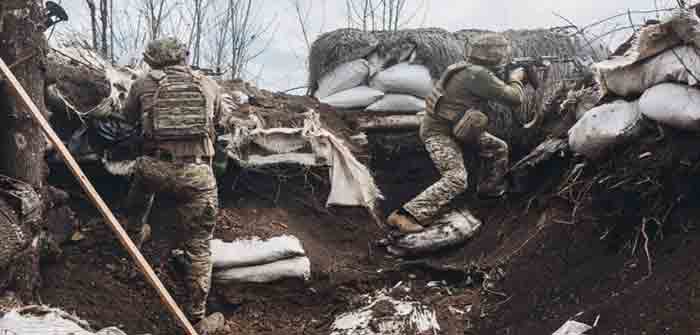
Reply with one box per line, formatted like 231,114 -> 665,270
404,113 -> 509,224
126,156 -> 218,321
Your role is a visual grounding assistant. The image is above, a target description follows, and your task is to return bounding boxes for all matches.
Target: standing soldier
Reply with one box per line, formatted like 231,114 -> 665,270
123,37 -> 234,330
387,33 -> 527,233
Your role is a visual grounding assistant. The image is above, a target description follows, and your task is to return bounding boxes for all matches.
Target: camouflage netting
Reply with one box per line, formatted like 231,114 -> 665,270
373,28 -> 465,78
308,28 -> 379,92
308,28 -> 464,92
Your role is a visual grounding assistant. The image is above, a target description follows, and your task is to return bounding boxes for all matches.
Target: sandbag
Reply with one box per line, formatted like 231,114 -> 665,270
330,285 -> 441,335
638,83 -> 700,130
210,236 -> 306,269
595,46 -> 700,96
320,86 -> 384,109
387,207 -> 482,256
365,94 -> 426,113
568,100 -> 644,159
0,307 -> 127,335
314,59 -> 372,99
370,63 -> 433,97
213,256 -> 311,284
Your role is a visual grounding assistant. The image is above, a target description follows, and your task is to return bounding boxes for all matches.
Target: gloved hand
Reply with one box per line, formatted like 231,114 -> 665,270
509,67 -> 527,83
453,109 -> 488,144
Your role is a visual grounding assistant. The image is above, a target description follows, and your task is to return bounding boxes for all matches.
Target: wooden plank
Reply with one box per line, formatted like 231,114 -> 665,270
0,57 -> 200,335
356,114 -> 422,131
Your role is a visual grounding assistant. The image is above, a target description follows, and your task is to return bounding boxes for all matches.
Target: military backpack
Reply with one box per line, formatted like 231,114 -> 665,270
148,67 -> 212,141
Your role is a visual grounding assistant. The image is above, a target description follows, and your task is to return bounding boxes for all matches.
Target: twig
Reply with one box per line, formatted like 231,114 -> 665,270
627,9 -> 639,34
552,11 -> 601,62
641,218 -> 653,280
579,8 -> 676,32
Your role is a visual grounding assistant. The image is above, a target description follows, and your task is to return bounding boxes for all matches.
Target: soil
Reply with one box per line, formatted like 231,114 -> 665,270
6,105 -> 700,335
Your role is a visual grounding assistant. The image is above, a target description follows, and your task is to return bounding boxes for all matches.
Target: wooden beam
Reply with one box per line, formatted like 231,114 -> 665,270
356,114 -> 422,131
0,57 -> 200,335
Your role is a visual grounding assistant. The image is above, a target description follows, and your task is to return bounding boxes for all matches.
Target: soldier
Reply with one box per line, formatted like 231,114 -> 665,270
387,33 -> 527,233
123,37 -> 234,329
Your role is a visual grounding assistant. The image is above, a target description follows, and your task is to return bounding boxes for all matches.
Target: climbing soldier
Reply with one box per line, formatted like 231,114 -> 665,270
387,33 -> 528,233
123,37 -> 235,331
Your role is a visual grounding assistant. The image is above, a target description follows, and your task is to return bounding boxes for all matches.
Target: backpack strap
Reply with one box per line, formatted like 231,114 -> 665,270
144,70 -> 167,143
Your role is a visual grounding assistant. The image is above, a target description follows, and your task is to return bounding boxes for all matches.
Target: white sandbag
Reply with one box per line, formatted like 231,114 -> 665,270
213,256 -> 311,284
0,307 -> 127,335
211,236 -> 306,269
552,320 -> 594,335
638,83 -> 700,130
388,207 -> 482,256
568,100 -> 643,159
595,46 -> 700,96
366,94 -> 426,113
320,86 -> 384,109
370,63 -> 433,98
330,285 -> 441,335
314,59 -> 371,99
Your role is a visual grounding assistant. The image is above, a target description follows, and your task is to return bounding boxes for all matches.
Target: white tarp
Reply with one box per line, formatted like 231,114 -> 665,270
387,206 -> 482,256
638,83 -> 700,130
223,111 -> 383,212
0,307 -> 126,335
594,46 -> 700,96
314,59 -> 372,99
370,63 -> 433,98
330,285 -> 441,335
568,100 -> 644,159
552,321 -> 594,335
320,86 -> 385,109
211,236 -> 306,269
213,256 -> 311,284
366,94 -> 426,113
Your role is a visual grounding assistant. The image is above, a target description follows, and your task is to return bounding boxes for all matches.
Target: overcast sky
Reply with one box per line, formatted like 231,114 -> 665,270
58,0 -> 684,91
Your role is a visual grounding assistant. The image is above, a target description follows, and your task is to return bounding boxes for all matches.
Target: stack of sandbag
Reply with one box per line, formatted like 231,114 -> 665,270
386,205 -> 482,256
570,9 -> 700,159
211,235 -> 311,284
310,28 -> 463,130
594,10 -> 700,97
0,306 -> 127,335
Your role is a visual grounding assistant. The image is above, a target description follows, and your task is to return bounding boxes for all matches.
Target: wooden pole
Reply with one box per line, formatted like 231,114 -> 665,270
0,57 -> 200,335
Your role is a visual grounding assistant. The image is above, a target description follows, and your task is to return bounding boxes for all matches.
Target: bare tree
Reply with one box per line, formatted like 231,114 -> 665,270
226,0 -> 276,80
100,0 -> 109,57
85,0 -> 98,49
290,0 -> 313,51
345,0 -> 422,31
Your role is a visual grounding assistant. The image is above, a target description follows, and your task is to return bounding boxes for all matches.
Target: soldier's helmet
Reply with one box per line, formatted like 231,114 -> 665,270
143,37 -> 188,68
466,33 -> 512,67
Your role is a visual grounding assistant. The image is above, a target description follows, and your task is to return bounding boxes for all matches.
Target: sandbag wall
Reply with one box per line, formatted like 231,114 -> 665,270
569,10 -> 700,159
309,27 -> 605,140
308,28 -> 465,131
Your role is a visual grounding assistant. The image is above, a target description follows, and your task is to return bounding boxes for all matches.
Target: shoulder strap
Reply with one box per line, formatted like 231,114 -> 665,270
436,61 -> 469,91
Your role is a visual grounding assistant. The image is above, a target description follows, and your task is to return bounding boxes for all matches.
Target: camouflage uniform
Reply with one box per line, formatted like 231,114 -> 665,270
403,34 -> 525,225
124,38 -> 234,321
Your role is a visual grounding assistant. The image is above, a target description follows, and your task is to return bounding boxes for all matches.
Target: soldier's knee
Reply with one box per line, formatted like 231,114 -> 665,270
445,169 -> 468,191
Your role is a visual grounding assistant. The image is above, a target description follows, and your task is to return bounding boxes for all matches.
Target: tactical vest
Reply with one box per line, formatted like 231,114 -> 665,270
426,62 -> 472,123
146,67 -> 212,142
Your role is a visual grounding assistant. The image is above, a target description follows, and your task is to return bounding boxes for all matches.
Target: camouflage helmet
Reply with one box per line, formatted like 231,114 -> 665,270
466,33 -> 512,66
143,37 -> 188,67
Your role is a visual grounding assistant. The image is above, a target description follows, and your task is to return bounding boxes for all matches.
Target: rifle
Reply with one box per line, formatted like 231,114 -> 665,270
502,56 -> 575,90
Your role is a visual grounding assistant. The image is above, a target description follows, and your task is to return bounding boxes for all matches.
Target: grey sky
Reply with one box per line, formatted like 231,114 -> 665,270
58,0 -> 682,91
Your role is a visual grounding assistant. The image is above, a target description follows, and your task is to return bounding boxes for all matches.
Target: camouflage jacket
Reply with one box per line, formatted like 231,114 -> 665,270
428,62 -> 524,123
125,65 -> 235,158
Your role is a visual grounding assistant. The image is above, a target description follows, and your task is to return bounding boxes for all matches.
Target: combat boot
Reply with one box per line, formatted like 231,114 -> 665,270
194,312 -> 225,334
387,210 -> 424,234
